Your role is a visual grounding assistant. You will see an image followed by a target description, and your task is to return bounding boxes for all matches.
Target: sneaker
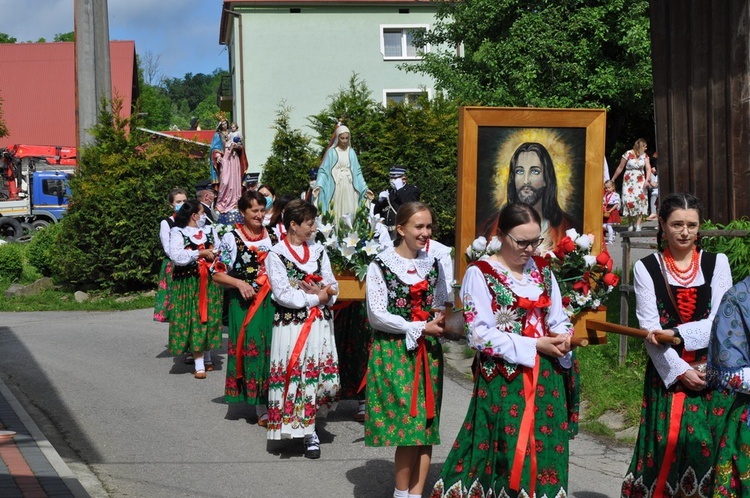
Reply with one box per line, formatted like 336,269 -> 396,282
304,432 -> 321,459
627,225 -> 635,232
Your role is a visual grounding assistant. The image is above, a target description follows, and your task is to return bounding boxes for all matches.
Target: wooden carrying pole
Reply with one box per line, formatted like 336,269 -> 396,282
586,320 -> 681,346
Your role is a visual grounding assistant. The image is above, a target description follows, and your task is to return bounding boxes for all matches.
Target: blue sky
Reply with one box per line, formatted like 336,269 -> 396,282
0,0 -> 227,80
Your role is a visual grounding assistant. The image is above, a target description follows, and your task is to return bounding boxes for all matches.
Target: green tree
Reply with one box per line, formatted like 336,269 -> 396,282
54,32 -> 75,42
0,33 -> 17,43
49,99 -> 204,292
409,0 -> 654,154
261,105 -> 319,197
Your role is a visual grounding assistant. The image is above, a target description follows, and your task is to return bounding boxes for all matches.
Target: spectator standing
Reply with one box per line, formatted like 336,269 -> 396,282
373,165 -> 420,239
154,188 -> 188,322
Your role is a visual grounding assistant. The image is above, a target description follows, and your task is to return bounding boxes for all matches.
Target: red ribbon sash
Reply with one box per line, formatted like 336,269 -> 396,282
235,274 -> 270,379
197,258 -> 211,323
509,295 -> 548,495
281,305 -> 323,405
407,280 -> 435,420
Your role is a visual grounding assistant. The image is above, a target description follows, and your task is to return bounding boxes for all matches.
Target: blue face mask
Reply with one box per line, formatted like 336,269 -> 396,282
265,196 -> 273,210
174,202 -> 184,212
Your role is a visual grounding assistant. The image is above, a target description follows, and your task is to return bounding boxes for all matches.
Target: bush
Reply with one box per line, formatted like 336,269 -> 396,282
26,223 -> 63,277
0,242 -> 24,282
47,100 -> 204,292
701,218 -> 750,283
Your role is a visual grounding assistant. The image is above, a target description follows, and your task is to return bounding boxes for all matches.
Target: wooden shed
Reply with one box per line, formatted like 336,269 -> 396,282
650,0 -> 750,222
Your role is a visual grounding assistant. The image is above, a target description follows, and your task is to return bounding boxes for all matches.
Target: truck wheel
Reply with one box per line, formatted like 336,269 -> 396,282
0,217 -> 23,242
31,220 -> 51,231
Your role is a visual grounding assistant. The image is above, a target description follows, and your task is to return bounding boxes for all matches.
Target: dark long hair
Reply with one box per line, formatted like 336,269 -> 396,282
506,142 -> 563,226
656,192 -> 703,250
496,202 -> 542,236
174,199 -> 202,228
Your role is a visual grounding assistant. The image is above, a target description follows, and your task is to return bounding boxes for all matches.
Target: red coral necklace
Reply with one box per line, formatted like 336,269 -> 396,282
236,223 -> 265,242
284,237 -> 310,264
663,247 -> 700,286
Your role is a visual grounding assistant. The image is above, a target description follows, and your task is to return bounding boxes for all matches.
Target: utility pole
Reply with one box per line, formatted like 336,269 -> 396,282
74,0 -> 112,148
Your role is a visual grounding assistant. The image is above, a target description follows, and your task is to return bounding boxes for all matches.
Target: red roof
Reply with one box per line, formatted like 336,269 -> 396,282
159,130 -> 216,144
0,41 -> 137,148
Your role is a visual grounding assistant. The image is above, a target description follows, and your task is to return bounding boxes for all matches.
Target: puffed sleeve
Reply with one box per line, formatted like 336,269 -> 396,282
319,248 -> 339,307
159,219 -> 171,256
462,265 -> 537,367
266,251 -> 319,309
220,231 -> 237,270
435,250 -> 455,306
169,228 -> 199,266
365,261 -> 425,351
677,253 -> 733,352
634,259 -> 689,388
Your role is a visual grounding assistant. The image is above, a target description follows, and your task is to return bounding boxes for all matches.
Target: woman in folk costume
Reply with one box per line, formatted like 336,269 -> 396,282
621,193 -> 734,498
212,191 -> 278,427
313,124 -> 371,222
431,202 -> 576,498
168,200 -> 224,379
365,202 -> 449,498
154,188 -> 188,322
265,199 -> 339,459
707,275 -> 750,497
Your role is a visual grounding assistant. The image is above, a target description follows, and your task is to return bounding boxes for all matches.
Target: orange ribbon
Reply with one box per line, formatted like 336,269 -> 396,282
197,258 -> 211,323
407,280 -> 435,419
235,274 -> 270,379
509,295 -> 548,496
282,305 -> 323,406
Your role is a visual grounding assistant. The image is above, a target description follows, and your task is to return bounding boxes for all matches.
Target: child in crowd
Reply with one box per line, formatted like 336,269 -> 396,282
603,180 -> 621,244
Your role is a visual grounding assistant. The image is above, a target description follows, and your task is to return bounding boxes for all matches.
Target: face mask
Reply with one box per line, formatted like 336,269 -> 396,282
265,196 -> 274,210
196,214 -> 207,228
174,202 -> 184,212
390,178 -> 405,190
309,181 -> 317,189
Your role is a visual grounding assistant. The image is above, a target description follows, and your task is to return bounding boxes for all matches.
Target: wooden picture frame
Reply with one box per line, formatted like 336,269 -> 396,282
455,106 -> 607,280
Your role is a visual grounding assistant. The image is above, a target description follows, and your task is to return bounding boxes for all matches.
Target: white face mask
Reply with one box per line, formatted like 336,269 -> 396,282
196,214 -> 207,228
309,180 -> 317,189
390,177 -> 405,190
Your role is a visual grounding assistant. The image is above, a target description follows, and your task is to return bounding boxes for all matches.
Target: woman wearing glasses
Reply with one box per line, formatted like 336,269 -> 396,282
432,202 -> 575,498
621,193 -> 733,497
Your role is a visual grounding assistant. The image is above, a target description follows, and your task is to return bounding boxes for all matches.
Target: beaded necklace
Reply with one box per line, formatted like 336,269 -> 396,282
236,223 -> 265,242
284,237 -> 310,264
663,247 -> 700,286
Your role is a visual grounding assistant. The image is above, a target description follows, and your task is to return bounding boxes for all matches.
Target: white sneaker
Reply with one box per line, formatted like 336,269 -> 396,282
304,431 -> 320,459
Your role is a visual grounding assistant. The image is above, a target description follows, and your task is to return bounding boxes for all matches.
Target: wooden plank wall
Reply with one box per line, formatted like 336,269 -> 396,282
650,0 -> 750,222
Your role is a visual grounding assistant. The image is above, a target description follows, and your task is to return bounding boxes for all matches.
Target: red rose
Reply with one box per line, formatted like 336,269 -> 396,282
596,250 -> 611,266
555,236 -> 576,255
603,272 -> 620,287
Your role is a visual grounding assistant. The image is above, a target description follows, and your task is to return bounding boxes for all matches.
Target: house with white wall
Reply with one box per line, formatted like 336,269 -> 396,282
218,0 -> 439,172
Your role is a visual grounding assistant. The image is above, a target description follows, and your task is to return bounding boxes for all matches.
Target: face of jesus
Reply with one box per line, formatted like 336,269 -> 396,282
513,151 -> 546,206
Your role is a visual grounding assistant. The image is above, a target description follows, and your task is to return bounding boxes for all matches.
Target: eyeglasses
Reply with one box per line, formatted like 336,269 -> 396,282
505,232 -> 544,250
667,222 -> 699,233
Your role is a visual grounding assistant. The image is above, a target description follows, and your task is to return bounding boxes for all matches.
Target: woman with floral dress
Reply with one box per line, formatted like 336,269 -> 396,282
431,202 -> 575,498
365,201 -> 448,498
265,199 -> 339,459
168,200 -> 224,378
154,188 -> 187,322
611,138 -> 651,232
621,193 -> 733,498
213,190 -> 278,426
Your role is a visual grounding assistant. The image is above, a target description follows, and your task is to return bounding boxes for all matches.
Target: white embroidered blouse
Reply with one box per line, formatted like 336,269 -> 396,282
266,240 -> 338,310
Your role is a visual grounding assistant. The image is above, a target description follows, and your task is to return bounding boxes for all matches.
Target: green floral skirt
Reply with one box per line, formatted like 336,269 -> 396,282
621,360 -> 734,498
224,289 -> 274,404
168,274 -> 223,355
153,259 -> 173,322
711,393 -> 750,498
333,301 -> 372,399
365,331 -> 443,447
431,354 -> 574,498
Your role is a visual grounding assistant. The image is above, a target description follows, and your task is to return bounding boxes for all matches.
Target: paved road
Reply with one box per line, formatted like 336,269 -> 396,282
0,309 -> 632,497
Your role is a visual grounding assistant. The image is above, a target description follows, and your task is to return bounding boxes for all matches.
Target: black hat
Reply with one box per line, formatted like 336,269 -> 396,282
389,165 -> 407,178
243,172 -> 260,185
308,168 -> 319,180
195,178 -> 213,192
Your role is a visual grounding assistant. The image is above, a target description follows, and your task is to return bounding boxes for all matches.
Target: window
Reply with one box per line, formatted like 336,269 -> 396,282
383,89 -> 432,107
380,25 -> 428,60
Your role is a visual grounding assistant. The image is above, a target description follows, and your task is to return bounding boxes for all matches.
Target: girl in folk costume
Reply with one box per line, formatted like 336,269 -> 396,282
154,188 -> 188,322
365,202 -> 448,498
432,202 -> 576,498
707,275 -> 750,497
265,199 -> 339,459
212,191 -> 278,426
168,200 -> 224,379
603,179 -> 622,245
621,193 -> 734,498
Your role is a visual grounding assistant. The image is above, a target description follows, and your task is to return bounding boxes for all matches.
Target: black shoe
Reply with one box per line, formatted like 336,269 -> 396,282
304,432 -> 321,459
